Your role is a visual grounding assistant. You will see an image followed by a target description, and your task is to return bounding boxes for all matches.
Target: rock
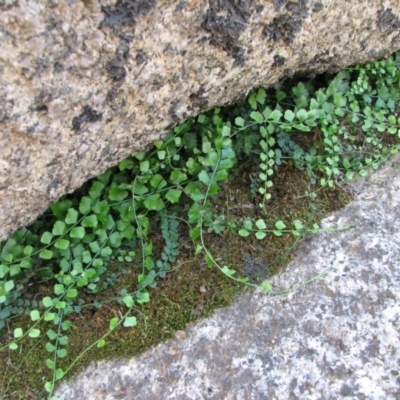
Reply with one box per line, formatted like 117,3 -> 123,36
1,1 -> 400,240
54,153 -> 400,399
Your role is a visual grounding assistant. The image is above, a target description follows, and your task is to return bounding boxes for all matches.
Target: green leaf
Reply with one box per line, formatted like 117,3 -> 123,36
275,220 -> 286,230
50,199 -> 72,220
215,169 -> 228,182
296,109 -> 308,122
89,181 -> 104,200
84,268 -> 97,279
140,160 -> 149,172
30,310 -> 40,321
262,113 -> 274,128
204,253 -> 214,268
77,277 -> 88,287
188,203 -> 201,224
54,284 -> 65,295
221,125 -> 231,137
235,117 -> 245,127
55,239 -> 70,250
165,188 -> 182,204
170,170 -> 187,184
133,181 -> 149,196
109,317 -> 119,330
46,342 -> 56,353
45,381 -> 54,393
55,368 -> 65,380
198,170 -> 210,185
221,266 -> 235,277
108,232 -> 122,248
109,185 -> 129,201
293,220 -> 304,230
10,264 -> 21,277
59,336 -> 68,346
293,123 -> 310,132
65,208 -> 78,225
14,327 -> 23,338
20,259 -> 31,269
70,226 -> 85,239
9,342 -> 18,350
47,329 -> 58,341
119,159 -> 134,170
202,141 -> 213,154
157,150 -> 166,160
52,221 -> 66,236
255,88 -> 266,104
61,321 -> 72,331
101,246 -> 112,257
89,241 -> 100,253
66,288 -> 78,300
269,109 -> 282,122
248,92 -> 257,109
346,170 -> 354,180
255,219 -> 267,230
122,295 -> 134,308
255,231 -> 267,240
250,111 -> 263,123
4,280 -> 14,292
143,194 -> 165,211
56,301 -> 66,309
93,258 -> 103,269
82,251 -> 92,264
44,312 -> 55,321
136,291 -> 150,304
57,349 -> 67,358
135,151 -> 146,161
123,316 -> 137,327
28,328 -> 40,338
39,249 -> 53,260
97,339 -> 106,348
261,281 -> 272,292
243,220 -> 253,230
63,276 -> 74,286
82,214 -> 98,228
284,110 -> 295,122
238,229 -> 249,237
150,174 -> 167,190
185,182 -> 205,201
79,196 -> 92,214
0,264 -> 9,279
23,245 -> 33,255
190,227 -> 200,240
276,91 -> 286,102
41,232 -> 53,245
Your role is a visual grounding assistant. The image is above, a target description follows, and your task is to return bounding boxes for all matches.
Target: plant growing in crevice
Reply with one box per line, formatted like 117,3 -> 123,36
0,51 -> 399,399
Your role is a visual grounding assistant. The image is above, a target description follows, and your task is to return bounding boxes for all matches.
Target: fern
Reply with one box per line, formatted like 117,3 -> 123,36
156,210 -> 180,278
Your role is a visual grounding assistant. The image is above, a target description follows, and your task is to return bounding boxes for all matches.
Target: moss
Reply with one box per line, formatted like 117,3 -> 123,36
0,156 -> 352,400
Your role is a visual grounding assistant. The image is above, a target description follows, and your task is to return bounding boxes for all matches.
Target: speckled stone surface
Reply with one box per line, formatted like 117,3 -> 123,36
1,0 -> 400,240
55,156 -> 400,399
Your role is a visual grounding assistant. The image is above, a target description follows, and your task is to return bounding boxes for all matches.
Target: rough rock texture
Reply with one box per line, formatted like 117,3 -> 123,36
1,1 -> 400,241
54,154 -> 400,399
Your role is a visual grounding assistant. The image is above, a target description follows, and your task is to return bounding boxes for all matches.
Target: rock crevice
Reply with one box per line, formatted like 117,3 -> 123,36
1,0 -> 400,240
55,154 -> 400,400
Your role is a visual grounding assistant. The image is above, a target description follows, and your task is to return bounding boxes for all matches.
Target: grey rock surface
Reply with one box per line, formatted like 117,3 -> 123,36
1,0 -> 400,241
55,155 -> 400,399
